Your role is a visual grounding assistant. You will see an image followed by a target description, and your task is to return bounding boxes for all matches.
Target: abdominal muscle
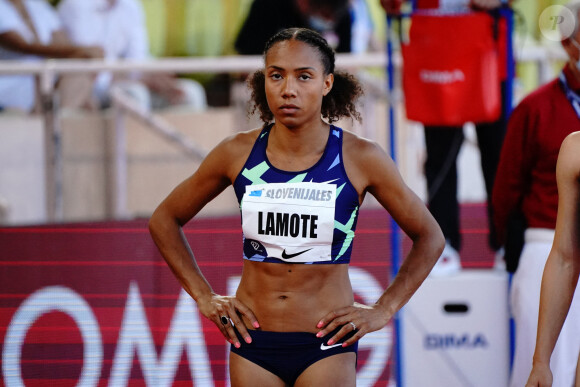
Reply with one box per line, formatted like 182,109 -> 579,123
236,260 -> 354,333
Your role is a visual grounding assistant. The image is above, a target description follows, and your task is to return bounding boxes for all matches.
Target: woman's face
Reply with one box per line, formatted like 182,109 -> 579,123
264,40 -> 333,128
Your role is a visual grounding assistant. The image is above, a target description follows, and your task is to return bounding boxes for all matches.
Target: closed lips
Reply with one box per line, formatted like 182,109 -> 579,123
280,104 -> 298,110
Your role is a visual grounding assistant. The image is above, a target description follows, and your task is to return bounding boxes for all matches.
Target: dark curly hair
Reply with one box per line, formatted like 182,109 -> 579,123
248,28 -> 363,124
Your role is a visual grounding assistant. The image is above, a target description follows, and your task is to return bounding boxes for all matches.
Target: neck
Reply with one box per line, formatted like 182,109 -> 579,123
269,121 -> 329,155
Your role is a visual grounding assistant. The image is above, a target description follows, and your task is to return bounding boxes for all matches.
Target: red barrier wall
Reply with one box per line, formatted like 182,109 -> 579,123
1,210 -> 397,386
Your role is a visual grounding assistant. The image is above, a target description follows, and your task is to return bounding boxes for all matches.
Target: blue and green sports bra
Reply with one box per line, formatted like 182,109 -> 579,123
233,124 -> 360,264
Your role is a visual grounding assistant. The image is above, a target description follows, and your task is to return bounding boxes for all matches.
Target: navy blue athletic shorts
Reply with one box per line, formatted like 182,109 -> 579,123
230,327 -> 358,385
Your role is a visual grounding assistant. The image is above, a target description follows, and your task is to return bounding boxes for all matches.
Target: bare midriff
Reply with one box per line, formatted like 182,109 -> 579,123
236,260 -> 354,333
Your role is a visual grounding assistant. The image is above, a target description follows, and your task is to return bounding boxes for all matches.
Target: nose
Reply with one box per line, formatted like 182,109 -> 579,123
282,77 -> 297,98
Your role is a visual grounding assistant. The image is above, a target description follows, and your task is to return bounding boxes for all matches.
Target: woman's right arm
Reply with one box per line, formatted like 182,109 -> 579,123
148,133 -> 259,347
0,30 -> 102,59
526,133 -> 580,387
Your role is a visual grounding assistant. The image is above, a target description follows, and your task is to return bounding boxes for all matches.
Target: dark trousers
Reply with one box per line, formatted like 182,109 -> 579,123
424,117 -> 505,252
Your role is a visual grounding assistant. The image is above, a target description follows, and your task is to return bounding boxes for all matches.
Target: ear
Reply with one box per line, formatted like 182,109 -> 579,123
322,73 -> 334,96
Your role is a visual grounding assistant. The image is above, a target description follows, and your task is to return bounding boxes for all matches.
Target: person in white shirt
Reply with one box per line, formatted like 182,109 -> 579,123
57,0 -> 207,111
0,0 -> 103,113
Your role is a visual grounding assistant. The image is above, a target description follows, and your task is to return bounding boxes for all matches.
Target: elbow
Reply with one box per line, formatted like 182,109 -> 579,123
148,212 -> 157,235
433,226 -> 446,259
148,208 -> 161,240
555,247 -> 578,268
148,205 -> 170,240
412,221 -> 445,262
422,220 -> 445,263
148,203 -> 185,241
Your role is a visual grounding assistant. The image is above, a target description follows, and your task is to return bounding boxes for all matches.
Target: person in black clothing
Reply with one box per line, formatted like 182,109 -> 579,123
381,0 -> 510,275
235,0 -> 352,54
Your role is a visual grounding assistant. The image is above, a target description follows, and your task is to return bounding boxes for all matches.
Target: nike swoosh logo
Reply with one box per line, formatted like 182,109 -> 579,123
309,178 -> 339,184
320,343 -> 343,351
281,248 -> 312,260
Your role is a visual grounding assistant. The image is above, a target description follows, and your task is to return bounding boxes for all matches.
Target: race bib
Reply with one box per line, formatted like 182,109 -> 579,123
241,182 -> 336,263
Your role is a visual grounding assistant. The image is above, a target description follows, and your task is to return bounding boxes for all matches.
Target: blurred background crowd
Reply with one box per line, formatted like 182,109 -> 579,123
0,0 -> 570,114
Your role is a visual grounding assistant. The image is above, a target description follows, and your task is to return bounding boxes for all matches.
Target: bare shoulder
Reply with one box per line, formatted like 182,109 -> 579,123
219,127 -> 262,153
342,129 -> 388,163
558,132 -> 580,179
341,129 -> 396,195
341,129 -> 394,176
209,127 -> 262,178
560,131 -> 580,154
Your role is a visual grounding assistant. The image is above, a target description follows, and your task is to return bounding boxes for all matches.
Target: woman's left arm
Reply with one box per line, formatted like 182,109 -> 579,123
317,136 -> 444,346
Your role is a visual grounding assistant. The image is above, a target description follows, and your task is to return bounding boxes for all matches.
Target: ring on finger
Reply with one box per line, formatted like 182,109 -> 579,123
220,316 -> 229,325
349,322 -> 357,331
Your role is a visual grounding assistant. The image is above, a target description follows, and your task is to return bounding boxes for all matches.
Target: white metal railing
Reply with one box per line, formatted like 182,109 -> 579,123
108,86 -> 210,219
0,47 -> 567,222
0,53 -> 391,222
0,46 -> 566,92
0,53 -> 390,95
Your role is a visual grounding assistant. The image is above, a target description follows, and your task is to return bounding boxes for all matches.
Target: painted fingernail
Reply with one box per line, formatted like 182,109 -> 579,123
317,321 -> 324,328
316,332 -> 323,338
235,342 -> 241,348
245,336 -> 252,344
327,339 -> 334,345
253,322 -> 260,328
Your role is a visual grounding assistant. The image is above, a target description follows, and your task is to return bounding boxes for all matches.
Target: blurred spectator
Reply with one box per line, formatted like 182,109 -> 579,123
492,2 -> 580,386
382,0 -> 510,275
0,0 -> 103,113
235,0 -> 375,54
57,0 -> 207,111
351,0 -> 379,53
